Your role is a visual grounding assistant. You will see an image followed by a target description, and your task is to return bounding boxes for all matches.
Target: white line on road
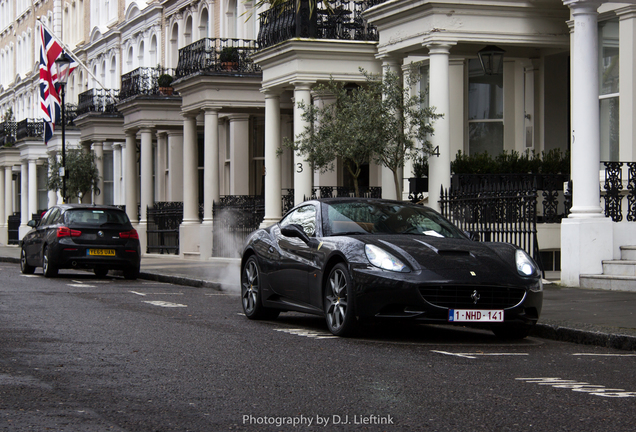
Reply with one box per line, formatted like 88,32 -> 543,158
573,353 -> 636,357
431,350 -> 528,359
274,328 -> 338,339
142,301 -> 187,308
68,284 -> 96,288
130,291 -> 184,296
517,377 -> 636,398
130,291 -> 147,296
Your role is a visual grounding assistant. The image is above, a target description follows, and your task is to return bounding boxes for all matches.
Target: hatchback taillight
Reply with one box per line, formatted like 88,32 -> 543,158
119,229 -> 139,240
57,227 -> 81,237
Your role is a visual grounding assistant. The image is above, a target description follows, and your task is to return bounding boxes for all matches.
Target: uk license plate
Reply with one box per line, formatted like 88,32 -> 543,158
87,249 -> 116,256
449,309 -> 504,322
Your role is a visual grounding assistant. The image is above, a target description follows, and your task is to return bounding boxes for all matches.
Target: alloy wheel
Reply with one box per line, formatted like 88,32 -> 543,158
242,259 -> 259,315
325,267 -> 348,332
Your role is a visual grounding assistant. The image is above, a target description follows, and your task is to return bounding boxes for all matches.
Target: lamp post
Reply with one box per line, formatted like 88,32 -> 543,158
55,53 -> 72,203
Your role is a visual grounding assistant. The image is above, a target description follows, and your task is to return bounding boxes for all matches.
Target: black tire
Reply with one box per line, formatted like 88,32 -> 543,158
42,246 -> 58,278
241,255 -> 279,320
491,323 -> 533,340
324,263 -> 357,337
20,247 -> 35,274
94,268 -> 109,278
123,267 -> 140,280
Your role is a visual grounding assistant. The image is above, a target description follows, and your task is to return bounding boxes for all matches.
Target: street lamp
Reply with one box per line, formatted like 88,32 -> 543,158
477,45 -> 505,76
55,53 -> 72,203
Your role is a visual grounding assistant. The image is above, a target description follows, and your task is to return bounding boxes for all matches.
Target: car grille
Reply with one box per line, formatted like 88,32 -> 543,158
418,285 -> 526,309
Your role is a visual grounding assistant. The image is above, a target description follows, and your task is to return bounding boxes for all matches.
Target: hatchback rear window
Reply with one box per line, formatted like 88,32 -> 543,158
64,209 -> 130,226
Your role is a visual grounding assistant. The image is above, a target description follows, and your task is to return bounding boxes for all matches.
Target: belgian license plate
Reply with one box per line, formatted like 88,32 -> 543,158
449,309 -> 504,322
87,249 -> 116,256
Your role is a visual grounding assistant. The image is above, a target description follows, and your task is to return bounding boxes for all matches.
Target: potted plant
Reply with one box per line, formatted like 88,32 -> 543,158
219,47 -> 239,71
157,73 -> 174,95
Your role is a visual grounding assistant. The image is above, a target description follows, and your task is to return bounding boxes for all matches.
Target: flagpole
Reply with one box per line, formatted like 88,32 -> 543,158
37,18 -> 117,105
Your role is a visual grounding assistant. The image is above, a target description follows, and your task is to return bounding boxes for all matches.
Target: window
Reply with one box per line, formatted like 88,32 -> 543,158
599,18 -> 619,162
280,205 -> 317,237
468,58 -> 503,155
103,151 -> 114,204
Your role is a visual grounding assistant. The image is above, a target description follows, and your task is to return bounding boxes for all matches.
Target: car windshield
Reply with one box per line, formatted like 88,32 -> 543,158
323,201 -> 466,239
64,209 -> 130,226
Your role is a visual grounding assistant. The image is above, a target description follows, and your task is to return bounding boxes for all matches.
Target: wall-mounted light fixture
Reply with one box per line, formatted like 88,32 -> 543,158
478,45 -> 505,76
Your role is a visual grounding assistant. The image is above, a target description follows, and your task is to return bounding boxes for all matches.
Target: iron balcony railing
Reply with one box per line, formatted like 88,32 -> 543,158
77,88 -> 120,116
601,161 -> 636,222
0,121 -> 16,146
257,0 -> 379,49
16,119 -> 44,140
119,67 -> 178,100
176,38 -> 261,78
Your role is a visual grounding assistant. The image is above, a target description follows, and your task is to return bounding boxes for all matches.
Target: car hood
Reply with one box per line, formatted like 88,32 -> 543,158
361,235 -> 519,280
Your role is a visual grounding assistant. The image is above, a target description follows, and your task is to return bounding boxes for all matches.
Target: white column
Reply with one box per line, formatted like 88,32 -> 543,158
180,113 -> 200,257
28,159 -> 37,219
156,132 -> 167,202
262,89 -> 282,227
203,108 -> 220,222
426,42 -> 455,212
113,143 -> 122,205
168,132 -> 184,201
5,167 -> 12,219
201,108 -> 220,260
380,57 -> 401,200
293,82 -> 314,204
0,167 -> 5,245
140,128 -> 153,225
561,0 -> 611,287
124,130 -> 138,223
312,92 -> 339,190
93,142 -> 104,204
229,114 -> 250,195
19,161 -> 28,239
565,0 -> 603,217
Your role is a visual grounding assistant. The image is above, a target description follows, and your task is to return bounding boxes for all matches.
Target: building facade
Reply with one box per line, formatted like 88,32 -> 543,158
0,0 -> 634,286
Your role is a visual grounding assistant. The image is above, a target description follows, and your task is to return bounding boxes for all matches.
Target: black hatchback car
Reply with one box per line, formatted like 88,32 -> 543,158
20,204 -> 141,279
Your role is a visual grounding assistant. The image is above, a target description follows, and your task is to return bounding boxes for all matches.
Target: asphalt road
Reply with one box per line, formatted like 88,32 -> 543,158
1,262 -> 635,431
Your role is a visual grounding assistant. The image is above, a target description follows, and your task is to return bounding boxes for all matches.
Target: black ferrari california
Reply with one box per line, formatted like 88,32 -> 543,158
240,198 -> 542,339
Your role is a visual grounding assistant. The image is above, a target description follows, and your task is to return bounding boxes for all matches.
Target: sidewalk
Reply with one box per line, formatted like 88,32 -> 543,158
2,245 -> 635,351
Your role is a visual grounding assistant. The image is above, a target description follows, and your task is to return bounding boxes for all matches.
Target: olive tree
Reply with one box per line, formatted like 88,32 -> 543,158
288,66 -> 440,199
47,148 -> 100,203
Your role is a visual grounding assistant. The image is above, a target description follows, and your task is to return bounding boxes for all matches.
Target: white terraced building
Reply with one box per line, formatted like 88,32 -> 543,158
1,0 -> 635,288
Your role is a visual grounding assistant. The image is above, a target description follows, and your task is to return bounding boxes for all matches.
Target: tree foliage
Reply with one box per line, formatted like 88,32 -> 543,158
47,148 -> 101,202
287,66 -> 441,198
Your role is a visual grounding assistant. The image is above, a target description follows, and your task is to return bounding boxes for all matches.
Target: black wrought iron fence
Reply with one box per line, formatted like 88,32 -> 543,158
176,38 -> 261,78
120,67 -> 178,100
601,161 -> 636,222
440,180 -> 543,273
146,202 -> 183,254
0,121 -> 16,146
213,196 -> 264,258
257,0 -> 378,49
16,119 -> 44,140
77,89 -> 120,116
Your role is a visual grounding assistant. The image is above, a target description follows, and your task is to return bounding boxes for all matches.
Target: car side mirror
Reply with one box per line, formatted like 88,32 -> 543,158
281,223 -> 311,244
27,220 -> 37,228
465,231 -> 480,241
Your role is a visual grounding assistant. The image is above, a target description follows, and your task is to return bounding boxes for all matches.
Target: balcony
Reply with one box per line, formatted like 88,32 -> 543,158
175,38 -> 261,79
119,67 -> 178,101
77,88 -> 121,116
257,0 -> 379,50
0,121 -> 16,147
16,119 -> 44,140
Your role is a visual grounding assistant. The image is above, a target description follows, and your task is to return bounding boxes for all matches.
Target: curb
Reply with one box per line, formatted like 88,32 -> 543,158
0,257 -> 19,264
532,323 -> 636,351
139,272 -> 224,291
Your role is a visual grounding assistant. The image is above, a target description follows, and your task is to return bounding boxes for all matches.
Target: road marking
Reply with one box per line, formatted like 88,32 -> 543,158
142,301 -> 187,308
431,350 -> 528,359
274,328 -> 338,339
20,275 -> 39,278
573,353 -> 636,357
68,284 -> 96,288
517,377 -> 636,398
130,291 -> 147,296
130,291 -> 183,296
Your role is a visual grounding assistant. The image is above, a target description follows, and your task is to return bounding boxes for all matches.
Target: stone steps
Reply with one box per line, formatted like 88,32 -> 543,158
580,246 -> 636,291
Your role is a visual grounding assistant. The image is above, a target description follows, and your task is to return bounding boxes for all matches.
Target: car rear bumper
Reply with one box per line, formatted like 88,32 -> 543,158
350,265 -> 543,325
49,242 -> 140,270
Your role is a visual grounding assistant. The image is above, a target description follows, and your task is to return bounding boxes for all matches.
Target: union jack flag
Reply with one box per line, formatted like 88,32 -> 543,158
39,25 -> 77,144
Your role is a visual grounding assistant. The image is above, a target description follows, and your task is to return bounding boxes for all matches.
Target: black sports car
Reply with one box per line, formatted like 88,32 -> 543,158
240,198 -> 542,338
20,204 -> 141,279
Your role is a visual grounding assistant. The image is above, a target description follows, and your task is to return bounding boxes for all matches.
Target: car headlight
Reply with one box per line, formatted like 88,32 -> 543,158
365,244 -> 410,272
516,249 -> 538,277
